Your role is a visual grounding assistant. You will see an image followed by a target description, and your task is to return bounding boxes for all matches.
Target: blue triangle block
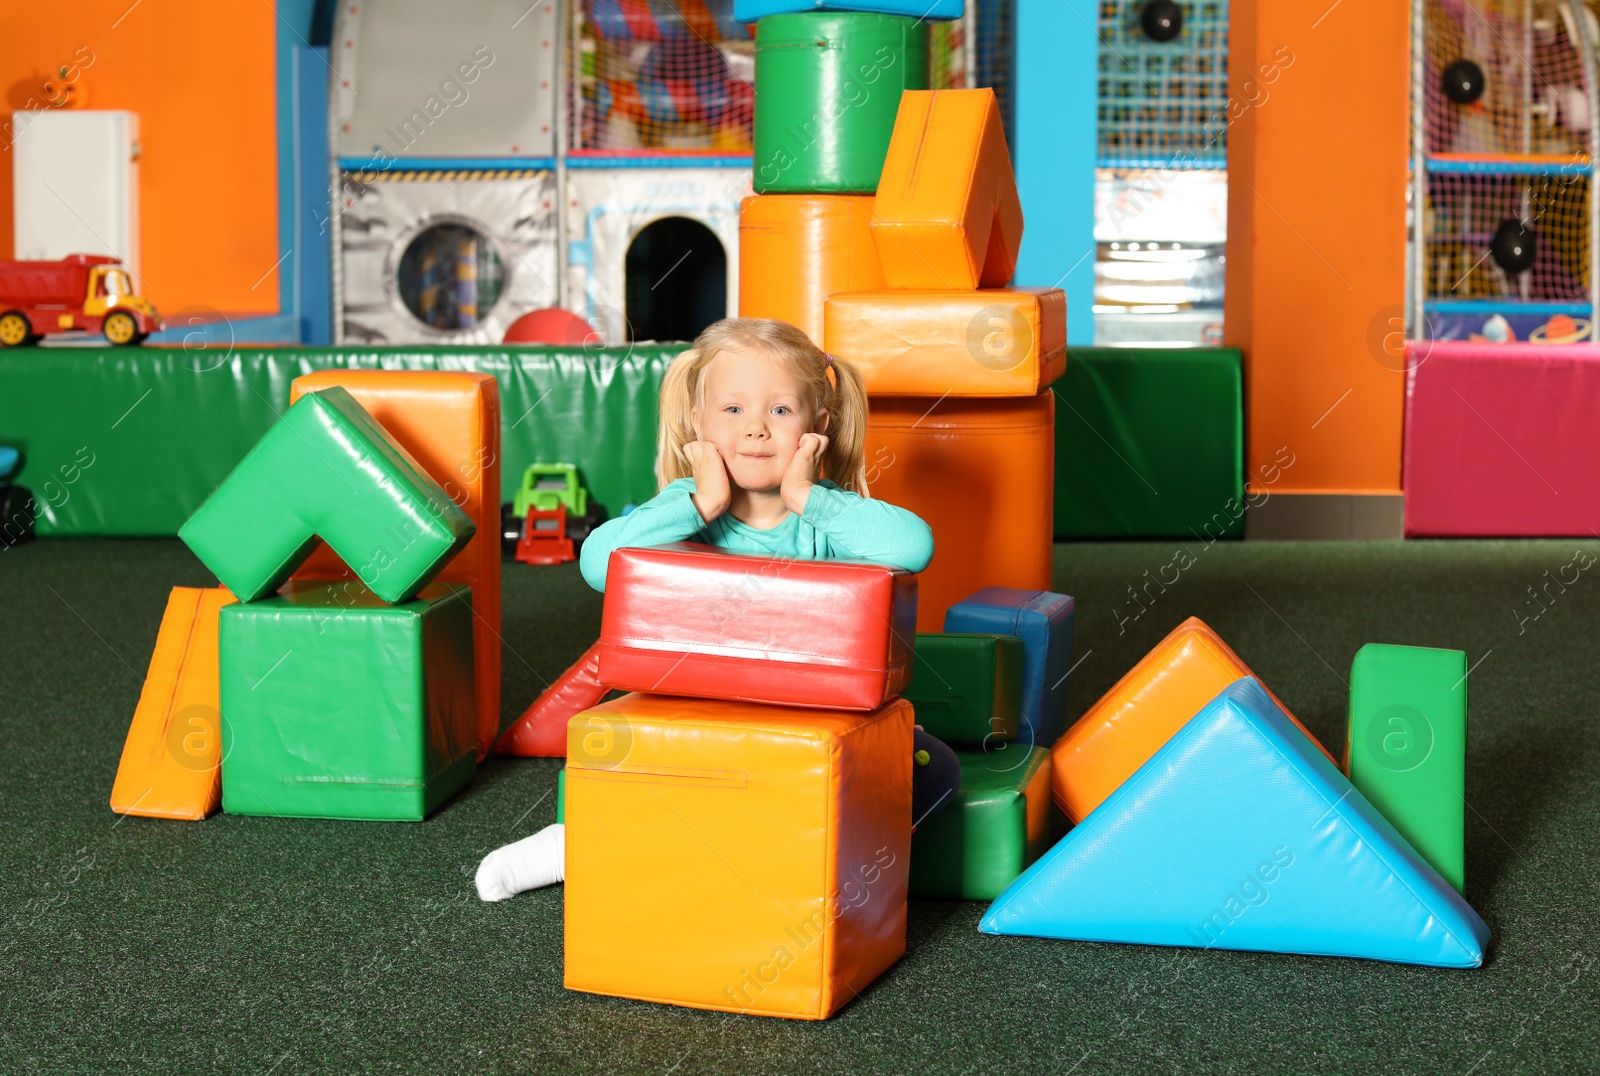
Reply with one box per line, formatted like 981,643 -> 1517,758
979,678 -> 1489,968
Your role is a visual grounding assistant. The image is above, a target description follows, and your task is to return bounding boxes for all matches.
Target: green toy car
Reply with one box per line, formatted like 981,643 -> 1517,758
501,463 -> 605,559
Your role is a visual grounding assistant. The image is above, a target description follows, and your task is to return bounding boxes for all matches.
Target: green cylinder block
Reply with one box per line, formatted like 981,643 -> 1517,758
753,12 -> 928,194
909,746 -> 1051,900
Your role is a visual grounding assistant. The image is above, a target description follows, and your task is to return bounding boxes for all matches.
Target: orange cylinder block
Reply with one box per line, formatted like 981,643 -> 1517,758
738,194 -> 885,345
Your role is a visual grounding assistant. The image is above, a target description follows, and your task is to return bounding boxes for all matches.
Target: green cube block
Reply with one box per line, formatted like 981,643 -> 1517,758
220,580 -> 477,821
753,12 -> 929,194
910,746 -> 1051,900
905,633 -> 1023,745
1054,347 -> 1244,539
180,387 -> 474,604
1347,643 -> 1467,894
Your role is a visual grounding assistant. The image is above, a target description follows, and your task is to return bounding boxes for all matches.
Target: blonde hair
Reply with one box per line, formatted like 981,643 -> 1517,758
655,317 -> 871,495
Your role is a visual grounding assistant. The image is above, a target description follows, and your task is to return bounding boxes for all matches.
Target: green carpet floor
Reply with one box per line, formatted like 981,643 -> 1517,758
3,538 -> 1598,1073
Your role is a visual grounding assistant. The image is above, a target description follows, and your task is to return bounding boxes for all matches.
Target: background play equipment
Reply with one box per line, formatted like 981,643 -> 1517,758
982,678 -> 1490,968
903,634 -> 1023,744
11,111 -> 140,279
597,543 -> 917,710
564,692 -> 914,1019
738,194 -> 883,345
908,745 -> 1050,900
0,255 -> 160,346
503,307 -> 602,345
506,463 -> 604,552
943,587 -> 1076,749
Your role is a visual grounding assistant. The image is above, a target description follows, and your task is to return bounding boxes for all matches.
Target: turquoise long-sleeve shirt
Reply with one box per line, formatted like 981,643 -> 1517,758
578,478 -> 934,591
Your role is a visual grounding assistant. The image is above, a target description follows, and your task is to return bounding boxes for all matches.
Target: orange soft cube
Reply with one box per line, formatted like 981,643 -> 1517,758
739,194 -> 885,346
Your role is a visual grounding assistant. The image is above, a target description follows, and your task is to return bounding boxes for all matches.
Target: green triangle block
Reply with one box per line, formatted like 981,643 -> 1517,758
1347,643 -> 1468,894
179,388 -> 474,603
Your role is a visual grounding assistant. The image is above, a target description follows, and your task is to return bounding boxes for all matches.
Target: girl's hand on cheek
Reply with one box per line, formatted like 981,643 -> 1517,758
685,440 -> 732,522
782,432 -> 828,516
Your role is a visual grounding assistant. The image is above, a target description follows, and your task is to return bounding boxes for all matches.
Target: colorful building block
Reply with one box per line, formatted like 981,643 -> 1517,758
824,287 -> 1065,397
982,679 -> 1488,968
1347,644 -> 1468,894
944,587 -> 1076,750
909,745 -> 1050,900
495,641 -> 608,758
564,693 -> 913,1019
904,633 -> 1023,745
179,387 -> 474,604
219,580 -> 476,821
1052,347 -> 1244,539
289,370 -> 502,758
1053,617 -> 1333,823
739,195 -> 884,346
753,13 -> 928,194
737,0 -> 961,20
110,586 -> 236,820
865,391 -> 1054,632
598,543 -> 917,711
870,89 -> 1023,289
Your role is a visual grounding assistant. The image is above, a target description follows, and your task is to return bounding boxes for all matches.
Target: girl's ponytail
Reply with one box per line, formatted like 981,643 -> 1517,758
822,355 -> 871,496
655,347 -> 702,489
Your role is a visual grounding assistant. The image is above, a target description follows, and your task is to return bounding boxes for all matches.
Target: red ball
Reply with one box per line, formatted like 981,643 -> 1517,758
503,307 -> 601,346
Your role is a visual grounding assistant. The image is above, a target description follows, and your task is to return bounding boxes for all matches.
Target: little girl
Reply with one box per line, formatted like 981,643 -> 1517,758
476,317 -> 957,901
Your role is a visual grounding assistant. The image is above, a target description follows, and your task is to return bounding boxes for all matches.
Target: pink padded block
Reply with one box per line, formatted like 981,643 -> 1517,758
1405,341 -> 1600,536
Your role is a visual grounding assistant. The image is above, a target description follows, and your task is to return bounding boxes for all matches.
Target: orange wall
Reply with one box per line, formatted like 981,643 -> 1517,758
0,1 -> 279,315
1224,0 -> 1410,494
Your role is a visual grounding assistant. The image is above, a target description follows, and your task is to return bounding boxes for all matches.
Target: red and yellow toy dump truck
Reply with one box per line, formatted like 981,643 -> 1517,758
0,254 -> 161,346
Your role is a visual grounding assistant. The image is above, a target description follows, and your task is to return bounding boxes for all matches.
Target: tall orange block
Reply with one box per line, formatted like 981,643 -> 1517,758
1051,617 -> 1334,822
564,693 -> 913,1020
739,195 -> 884,345
289,370 -> 502,758
865,391 -> 1054,631
870,89 -> 1024,290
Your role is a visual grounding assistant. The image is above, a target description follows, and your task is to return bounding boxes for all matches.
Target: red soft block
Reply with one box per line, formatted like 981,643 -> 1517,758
598,543 -> 917,710
495,641 -> 608,757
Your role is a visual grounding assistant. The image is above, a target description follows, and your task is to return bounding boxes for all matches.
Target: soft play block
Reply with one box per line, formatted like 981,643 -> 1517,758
904,633 -> 1023,745
289,370 -> 502,758
179,387 -> 474,604
1404,341 -> 1600,536
865,392 -> 1053,632
824,288 -> 1065,397
495,641 -> 608,758
564,693 -> 914,1019
740,195 -> 884,345
1053,347 -> 1244,539
1347,643 -> 1468,894
219,580 -> 476,821
981,679 -> 1489,968
944,587 -> 1076,750
909,746 -> 1050,900
110,587 -> 236,821
737,0 -> 961,20
753,12 -> 928,194
1053,617 -> 1333,823
871,89 -> 1023,290
598,543 -> 916,711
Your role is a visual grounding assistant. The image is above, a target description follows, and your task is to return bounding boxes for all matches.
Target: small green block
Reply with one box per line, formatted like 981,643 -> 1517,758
910,746 -> 1051,900
180,387 -> 474,604
905,633 -> 1023,745
220,580 -> 477,821
1347,643 -> 1467,894
556,768 -> 566,825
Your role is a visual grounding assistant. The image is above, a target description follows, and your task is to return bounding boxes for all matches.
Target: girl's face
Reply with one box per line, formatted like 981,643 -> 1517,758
693,345 -> 826,493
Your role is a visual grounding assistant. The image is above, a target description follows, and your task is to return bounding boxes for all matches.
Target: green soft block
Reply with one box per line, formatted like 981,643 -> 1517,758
556,768 -> 565,824
220,580 -> 477,821
179,387 -> 473,603
1347,643 -> 1468,894
1053,347 -> 1245,539
753,12 -> 929,194
905,633 -> 1023,745
910,746 -> 1051,900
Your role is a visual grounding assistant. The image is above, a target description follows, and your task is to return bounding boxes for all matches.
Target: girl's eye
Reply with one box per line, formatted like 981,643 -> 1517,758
723,405 -> 741,414
772,405 -> 791,416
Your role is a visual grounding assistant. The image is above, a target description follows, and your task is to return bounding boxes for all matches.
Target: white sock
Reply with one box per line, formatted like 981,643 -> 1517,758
474,823 -> 565,902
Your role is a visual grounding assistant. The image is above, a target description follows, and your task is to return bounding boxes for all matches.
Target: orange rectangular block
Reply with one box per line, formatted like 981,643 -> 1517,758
865,391 -> 1053,631
289,370 -> 502,759
1051,617 -> 1335,822
825,287 -> 1065,396
110,587 -> 235,820
739,194 -> 885,345
871,89 -> 1024,290
564,693 -> 913,1020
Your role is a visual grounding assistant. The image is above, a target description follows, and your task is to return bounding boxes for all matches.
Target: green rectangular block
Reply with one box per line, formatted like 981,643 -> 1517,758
905,634 -> 1023,745
909,746 -> 1051,900
1347,643 -> 1467,894
1054,347 -> 1244,539
556,768 -> 565,824
180,387 -> 473,603
220,580 -> 477,821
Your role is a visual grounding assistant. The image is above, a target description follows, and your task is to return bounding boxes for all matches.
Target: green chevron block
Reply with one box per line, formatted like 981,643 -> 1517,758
905,633 -> 1024,745
1347,643 -> 1468,894
910,746 -> 1051,900
179,387 -> 474,604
